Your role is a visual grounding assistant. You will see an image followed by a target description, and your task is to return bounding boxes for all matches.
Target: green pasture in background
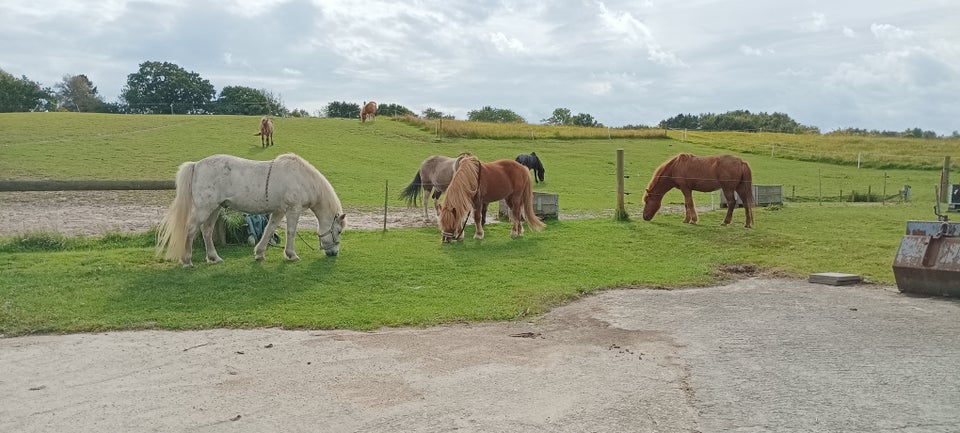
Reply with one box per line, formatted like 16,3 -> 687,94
1,113 -> 958,335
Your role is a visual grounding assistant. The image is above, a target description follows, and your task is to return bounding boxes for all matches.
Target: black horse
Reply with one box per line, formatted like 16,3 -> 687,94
515,152 -> 545,183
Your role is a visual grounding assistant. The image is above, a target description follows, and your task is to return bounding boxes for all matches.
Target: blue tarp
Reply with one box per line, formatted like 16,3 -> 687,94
244,214 -> 280,245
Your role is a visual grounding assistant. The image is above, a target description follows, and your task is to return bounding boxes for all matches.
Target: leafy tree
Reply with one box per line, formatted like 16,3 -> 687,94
542,108 -> 573,126
0,68 -> 55,112
324,101 -> 361,118
289,108 -> 311,118
467,106 -> 525,123
217,86 -> 284,115
54,74 -> 104,112
422,107 -> 454,119
377,103 -> 415,117
659,110 -> 817,133
572,112 -> 601,127
121,61 -> 215,114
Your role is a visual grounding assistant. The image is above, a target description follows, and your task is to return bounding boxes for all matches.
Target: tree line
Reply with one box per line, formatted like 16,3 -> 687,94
1,62 -> 953,137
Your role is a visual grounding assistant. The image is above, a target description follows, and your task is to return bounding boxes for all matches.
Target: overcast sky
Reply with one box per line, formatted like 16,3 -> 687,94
2,0 -> 957,134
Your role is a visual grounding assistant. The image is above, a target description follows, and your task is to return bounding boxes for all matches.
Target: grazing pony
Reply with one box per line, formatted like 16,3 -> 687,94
515,152 -> 545,183
438,154 -> 545,242
360,101 -> 377,123
399,155 -> 458,218
255,116 -> 274,147
156,153 -> 346,267
642,153 -> 754,228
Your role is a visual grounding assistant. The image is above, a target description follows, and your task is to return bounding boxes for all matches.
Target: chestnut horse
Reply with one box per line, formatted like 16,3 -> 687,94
255,116 -> 274,147
438,154 -> 545,242
642,153 -> 754,228
360,101 -> 377,122
399,155 -> 457,218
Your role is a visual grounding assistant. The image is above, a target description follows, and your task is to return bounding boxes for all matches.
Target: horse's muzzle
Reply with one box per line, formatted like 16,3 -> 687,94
324,247 -> 339,257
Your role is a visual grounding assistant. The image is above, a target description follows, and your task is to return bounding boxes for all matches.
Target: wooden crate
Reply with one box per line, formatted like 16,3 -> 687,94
720,185 -> 783,208
498,192 -> 559,220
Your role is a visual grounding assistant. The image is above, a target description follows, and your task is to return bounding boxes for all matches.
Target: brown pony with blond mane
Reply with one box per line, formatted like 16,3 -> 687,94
360,101 -> 377,123
438,153 -> 545,242
642,153 -> 754,228
255,116 -> 274,147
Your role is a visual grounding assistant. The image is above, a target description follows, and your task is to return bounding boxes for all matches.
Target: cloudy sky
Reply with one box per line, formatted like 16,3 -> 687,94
2,0 -> 958,134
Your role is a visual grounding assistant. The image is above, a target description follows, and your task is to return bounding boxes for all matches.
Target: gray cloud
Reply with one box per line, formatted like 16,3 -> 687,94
1,0 -> 957,134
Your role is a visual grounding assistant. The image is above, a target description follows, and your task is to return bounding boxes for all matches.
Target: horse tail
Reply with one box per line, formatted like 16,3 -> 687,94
740,160 -> 755,205
399,170 -> 423,206
156,161 -> 195,262
521,176 -> 546,232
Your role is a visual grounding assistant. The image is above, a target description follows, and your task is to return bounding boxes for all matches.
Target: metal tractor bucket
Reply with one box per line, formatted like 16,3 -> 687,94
892,221 -> 960,297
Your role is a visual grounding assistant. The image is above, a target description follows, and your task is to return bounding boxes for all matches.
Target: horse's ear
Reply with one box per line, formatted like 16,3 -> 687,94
338,213 -> 346,223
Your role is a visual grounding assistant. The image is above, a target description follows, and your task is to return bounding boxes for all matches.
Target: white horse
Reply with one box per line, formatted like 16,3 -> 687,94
156,153 -> 346,268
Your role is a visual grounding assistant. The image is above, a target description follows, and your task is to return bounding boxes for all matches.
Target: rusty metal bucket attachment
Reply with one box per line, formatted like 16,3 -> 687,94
892,221 -> 960,297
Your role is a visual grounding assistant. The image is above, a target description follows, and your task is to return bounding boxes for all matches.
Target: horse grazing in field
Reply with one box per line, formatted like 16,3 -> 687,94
438,154 -> 546,242
642,153 -> 754,228
255,116 -> 274,147
360,101 -> 377,123
156,153 -> 346,267
399,155 -> 458,218
515,152 -> 545,183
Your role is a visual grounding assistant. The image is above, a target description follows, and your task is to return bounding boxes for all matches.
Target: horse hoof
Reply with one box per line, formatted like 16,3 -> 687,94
287,255 -> 301,262
181,263 -> 193,269
207,257 -> 223,264
255,256 -> 265,262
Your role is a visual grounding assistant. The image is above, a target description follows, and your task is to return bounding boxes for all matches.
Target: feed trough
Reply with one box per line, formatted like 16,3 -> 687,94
892,220 -> 960,297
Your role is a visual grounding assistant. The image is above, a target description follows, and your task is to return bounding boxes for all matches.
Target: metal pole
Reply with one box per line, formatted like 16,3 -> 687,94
615,149 -> 628,221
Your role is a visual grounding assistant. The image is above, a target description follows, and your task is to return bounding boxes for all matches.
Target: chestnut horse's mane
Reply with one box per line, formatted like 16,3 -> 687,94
646,153 -> 693,191
444,154 -> 480,212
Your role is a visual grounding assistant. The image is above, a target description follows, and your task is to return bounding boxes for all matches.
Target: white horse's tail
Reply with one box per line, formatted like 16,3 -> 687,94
156,161 -> 195,261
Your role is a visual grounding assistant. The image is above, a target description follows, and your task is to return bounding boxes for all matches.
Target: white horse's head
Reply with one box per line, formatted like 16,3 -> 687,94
318,213 -> 346,256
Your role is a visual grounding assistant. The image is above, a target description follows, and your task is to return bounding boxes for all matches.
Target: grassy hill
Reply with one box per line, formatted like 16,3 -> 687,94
1,113 -> 958,335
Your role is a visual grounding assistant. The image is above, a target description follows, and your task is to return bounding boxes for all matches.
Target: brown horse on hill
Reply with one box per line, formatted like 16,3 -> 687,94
360,101 -> 377,123
255,116 -> 274,147
438,154 -> 545,242
642,153 -> 754,228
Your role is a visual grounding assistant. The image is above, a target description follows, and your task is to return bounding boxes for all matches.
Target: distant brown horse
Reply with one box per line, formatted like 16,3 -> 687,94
255,116 -> 274,147
438,154 -> 545,242
642,153 -> 754,228
399,155 -> 457,218
360,101 -> 377,123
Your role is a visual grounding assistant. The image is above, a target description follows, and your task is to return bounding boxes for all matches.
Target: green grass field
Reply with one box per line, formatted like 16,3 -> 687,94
1,113 -> 958,336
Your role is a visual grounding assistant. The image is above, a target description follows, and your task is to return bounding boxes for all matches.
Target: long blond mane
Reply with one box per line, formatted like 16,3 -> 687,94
439,154 -> 480,230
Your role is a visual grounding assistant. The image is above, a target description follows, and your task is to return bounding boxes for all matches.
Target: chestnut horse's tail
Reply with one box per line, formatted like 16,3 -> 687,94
740,160 -> 755,206
156,161 -> 195,262
521,176 -> 546,232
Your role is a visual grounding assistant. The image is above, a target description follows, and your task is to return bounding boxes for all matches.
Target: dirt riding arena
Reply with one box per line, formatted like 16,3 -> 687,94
2,191 -> 959,432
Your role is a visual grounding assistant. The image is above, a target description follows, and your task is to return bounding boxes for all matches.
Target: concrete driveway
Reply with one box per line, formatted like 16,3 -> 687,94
2,278 -> 958,432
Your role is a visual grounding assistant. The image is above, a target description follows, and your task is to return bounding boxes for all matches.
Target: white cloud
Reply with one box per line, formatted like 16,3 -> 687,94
798,12 -> 828,32
740,45 -> 768,56
584,81 -> 613,96
871,23 -> 915,42
842,26 -> 857,38
596,2 -> 685,67
487,32 -> 526,54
